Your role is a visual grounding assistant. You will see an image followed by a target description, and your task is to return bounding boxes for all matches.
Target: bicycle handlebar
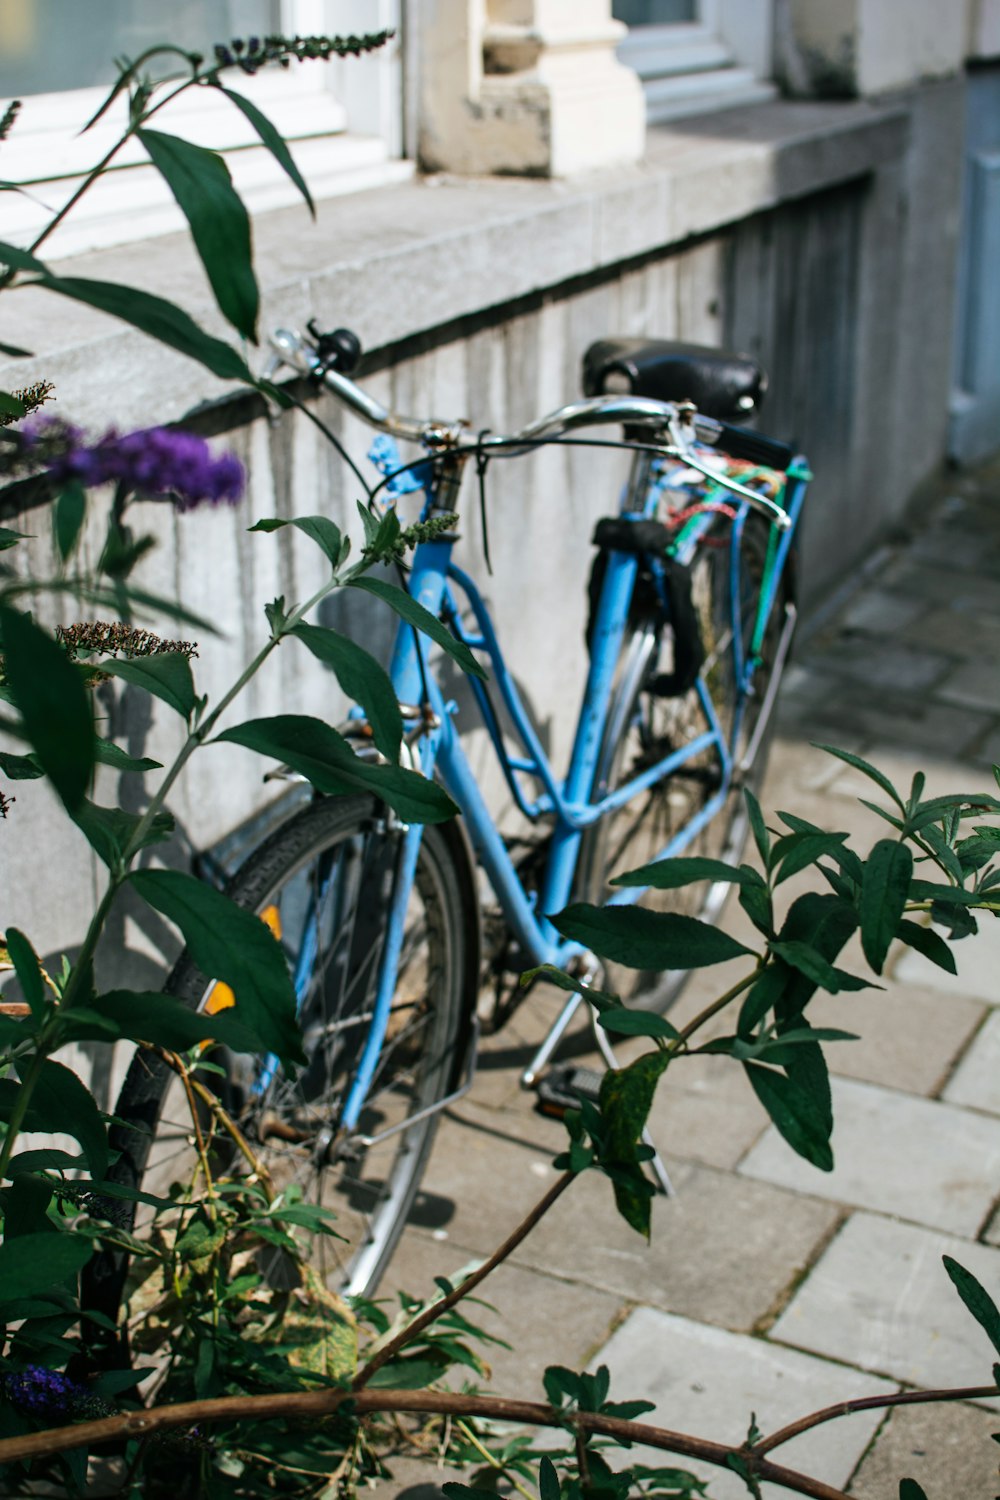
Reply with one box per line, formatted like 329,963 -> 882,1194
265,326 -> 793,528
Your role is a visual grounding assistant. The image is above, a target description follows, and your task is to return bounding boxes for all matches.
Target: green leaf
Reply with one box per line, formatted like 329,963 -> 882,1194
552,903 -> 755,971
898,1481 -> 929,1500
101,652 -> 197,720
599,1050 -> 670,1234
860,839 -> 913,973
53,482 -> 86,563
291,622 -> 402,762
130,869 -> 304,1068
520,965 -> 620,1011
0,526 -> 30,550
3,928 -> 46,1021
137,129 -> 258,342
745,787 -> 770,868
0,606 -> 94,810
8,1149 -> 84,1176
249,515 -> 347,568
896,918 -> 957,975
772,830 -> 849,885
539,1456 -> 560,1500
0,390 -> 24,418
366,1356 -> 448,1390
942,1255 -> 1000,1357
0,240 -> 49,273
70,799 -> 174,869
737,963 -> 790,1037
744,1061 -> 833,1170
0,749 -> 42,780
738,869 -> 774,937
597,1007 -> 680,1039
0,1232 -> 93,1305
769,940 -> 873,994
91,989 -> 263,1055
348,575 -> 488,681
611,855 -> 750,890
19,1058 -> 109,1178
30,273 -> 254,383
93,739 -> 161,775
215,714 -> 458,824
815,743 -> 904,808
219,87 -> 314,214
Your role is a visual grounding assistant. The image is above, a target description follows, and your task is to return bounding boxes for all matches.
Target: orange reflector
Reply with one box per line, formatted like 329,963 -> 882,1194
204,905 -> 282,1015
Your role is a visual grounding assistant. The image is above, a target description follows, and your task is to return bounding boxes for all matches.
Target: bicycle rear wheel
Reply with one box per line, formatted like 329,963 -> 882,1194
85,795 -> 474,1347
576,515 -> 791,1011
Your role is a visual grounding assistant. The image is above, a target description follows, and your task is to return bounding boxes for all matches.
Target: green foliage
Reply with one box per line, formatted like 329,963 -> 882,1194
0,605 -> 95,810
215,714 -> 459,823
137,129 -> 258,342
130,868 -> 304,1067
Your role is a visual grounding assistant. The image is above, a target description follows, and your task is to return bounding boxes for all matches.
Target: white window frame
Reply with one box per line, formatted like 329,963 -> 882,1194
2,0 -> 407,260
617,0 -> 776,125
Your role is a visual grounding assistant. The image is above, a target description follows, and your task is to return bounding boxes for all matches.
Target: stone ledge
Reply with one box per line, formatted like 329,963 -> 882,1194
0,97 -> 907,433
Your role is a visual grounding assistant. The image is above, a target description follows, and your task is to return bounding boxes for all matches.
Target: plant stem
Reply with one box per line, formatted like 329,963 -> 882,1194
670,966 -> 761,1051
0,1387 -> 854,1499
353,1171 -> 573,1391
0,1046 -> 46,1181
751,1383 -> 1000,1457
118,571 -> 340,871
453,1421 -> 536,1500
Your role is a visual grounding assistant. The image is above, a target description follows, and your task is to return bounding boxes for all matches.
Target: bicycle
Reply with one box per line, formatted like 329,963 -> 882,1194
86,325 -> 810,1331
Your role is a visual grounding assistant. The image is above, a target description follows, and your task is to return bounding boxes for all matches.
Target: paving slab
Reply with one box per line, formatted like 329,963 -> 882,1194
412,1114 -> 839,1333
942,1009 -> 1000,1115
892,911 -> 1000,1006
380,1237 -> 624,1400
594,1306 -> 895,1499
846,1397 -> 1000,1499
739,1076 -> 1000,1235
804,980 -> 985,1098
796,640 -> 955,696
772,1213 -> 1000,1403
935,655 -> 1000,712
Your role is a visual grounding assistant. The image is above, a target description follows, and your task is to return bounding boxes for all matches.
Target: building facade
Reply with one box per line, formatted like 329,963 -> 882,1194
1,0 -> 998,1058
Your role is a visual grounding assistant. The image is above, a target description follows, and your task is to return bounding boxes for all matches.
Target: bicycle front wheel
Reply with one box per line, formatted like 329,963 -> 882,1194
576,516 -> 790,1011
89,795 -> 473,1335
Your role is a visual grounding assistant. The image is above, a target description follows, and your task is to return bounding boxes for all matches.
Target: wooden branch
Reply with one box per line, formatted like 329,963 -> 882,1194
353,1170 -> 573,1390
753,1383 -> 1000,1457
0,1386 -> 852,1499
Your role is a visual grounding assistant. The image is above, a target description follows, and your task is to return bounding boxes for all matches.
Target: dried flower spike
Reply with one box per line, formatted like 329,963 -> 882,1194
0,379 -> 55,430
0,100 -> 20,143
211,30 -> 392,76
57,621 -> 198,660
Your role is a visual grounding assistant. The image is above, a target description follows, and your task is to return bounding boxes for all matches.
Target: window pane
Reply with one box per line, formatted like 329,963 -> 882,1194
612,0 -> 696,24
0,0 -> 278,96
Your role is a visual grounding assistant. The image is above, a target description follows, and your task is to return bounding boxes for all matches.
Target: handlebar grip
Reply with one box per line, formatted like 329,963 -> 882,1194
702,420 -> 793,472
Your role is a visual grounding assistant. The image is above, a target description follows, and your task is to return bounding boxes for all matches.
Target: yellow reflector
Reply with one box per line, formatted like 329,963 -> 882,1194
204,905 -> 282,1015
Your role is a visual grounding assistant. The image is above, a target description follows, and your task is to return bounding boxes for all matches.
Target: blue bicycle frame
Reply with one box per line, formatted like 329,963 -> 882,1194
334,449 -> 811,1131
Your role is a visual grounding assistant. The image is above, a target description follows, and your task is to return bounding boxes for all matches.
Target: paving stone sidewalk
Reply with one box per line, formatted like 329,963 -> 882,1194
374,466 -> 1000,1499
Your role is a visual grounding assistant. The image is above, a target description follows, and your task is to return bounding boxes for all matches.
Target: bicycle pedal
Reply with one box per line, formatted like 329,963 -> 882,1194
535,1064 -> 605,1118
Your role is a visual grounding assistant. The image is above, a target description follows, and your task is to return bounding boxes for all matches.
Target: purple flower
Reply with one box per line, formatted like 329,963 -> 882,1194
19,416 -> 245,510
3,1363 -> 117,1421
4,1364 -> 78,1418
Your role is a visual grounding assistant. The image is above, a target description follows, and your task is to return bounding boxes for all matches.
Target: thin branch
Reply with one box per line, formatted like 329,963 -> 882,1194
353,1170 -> 573,1390
752,1382 -> 1000,1457
0,1386 -> 853,1498
671,965 -> 761,1050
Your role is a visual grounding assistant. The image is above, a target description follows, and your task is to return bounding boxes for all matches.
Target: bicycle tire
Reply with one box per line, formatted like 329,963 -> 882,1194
576,515 -> 790,1012
84,794 -> 474,1350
